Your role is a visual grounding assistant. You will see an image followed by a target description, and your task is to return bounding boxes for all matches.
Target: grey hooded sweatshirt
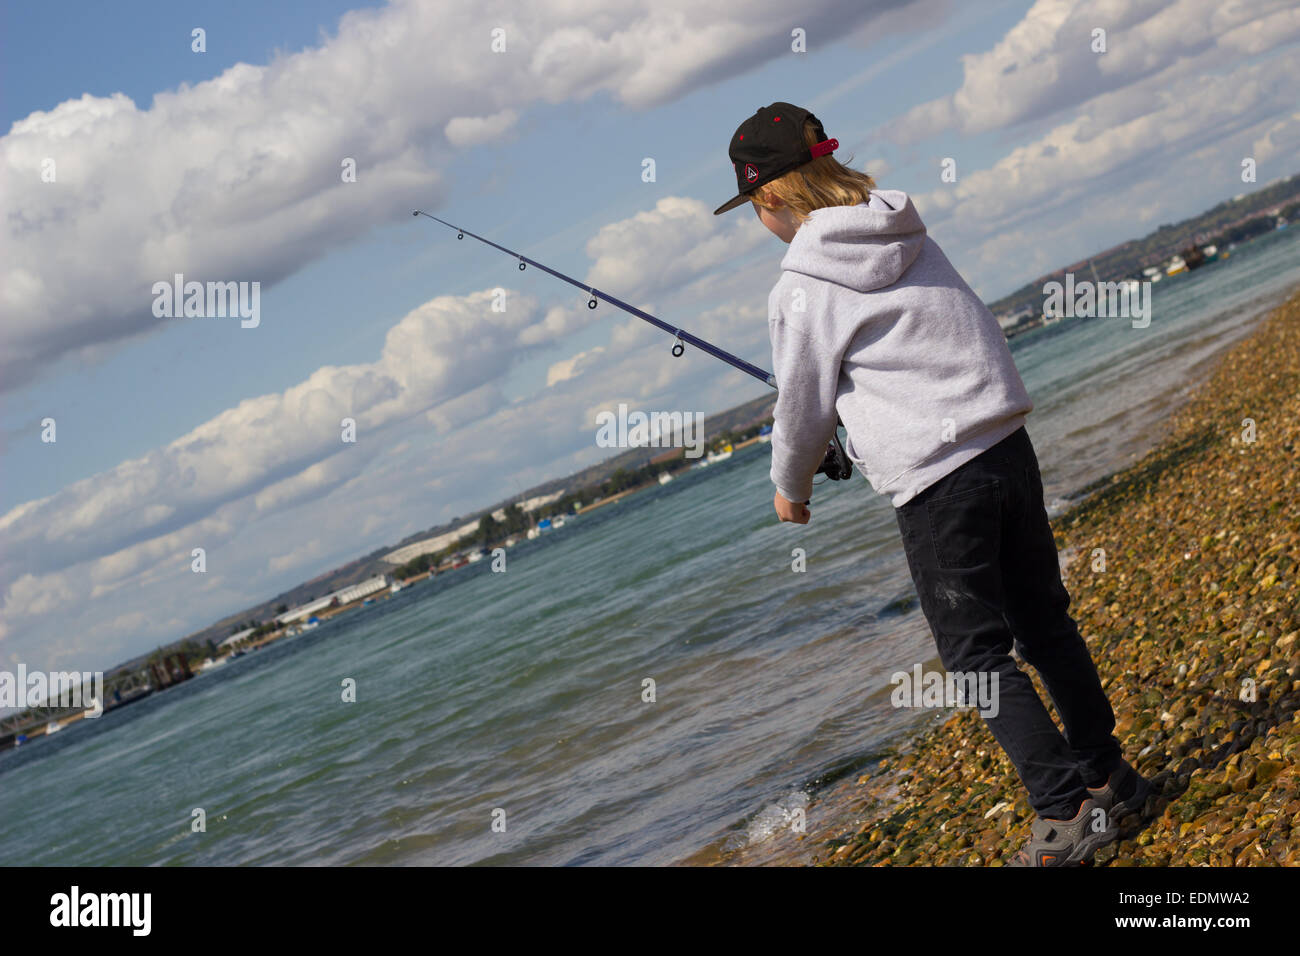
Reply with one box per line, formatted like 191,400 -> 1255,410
768,189 -> 1033,507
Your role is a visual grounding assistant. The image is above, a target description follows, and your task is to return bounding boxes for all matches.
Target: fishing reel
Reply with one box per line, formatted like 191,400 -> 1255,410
797,428 -> 852,505
815,429 -> 853,481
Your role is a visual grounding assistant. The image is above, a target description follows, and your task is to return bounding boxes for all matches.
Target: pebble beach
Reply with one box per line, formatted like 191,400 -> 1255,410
798,286 -> 1300,867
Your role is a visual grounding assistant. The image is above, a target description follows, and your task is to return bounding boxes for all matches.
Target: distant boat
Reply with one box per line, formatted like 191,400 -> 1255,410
1277,217 -> 1288,230
552,516 -> 566,529
45,720 -> 62,735
706,444 -> 734,464
1201,244 -> 1219,262
757,424 -> 772,443
537,518 -> 553,532
658,472 -> 674,485
1180,245 -> 1206,270
1166,254 -> 1187,276
198,657 -> 226,672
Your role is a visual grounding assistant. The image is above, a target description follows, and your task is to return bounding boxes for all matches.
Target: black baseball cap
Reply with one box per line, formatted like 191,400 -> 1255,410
713,102 -> 838,215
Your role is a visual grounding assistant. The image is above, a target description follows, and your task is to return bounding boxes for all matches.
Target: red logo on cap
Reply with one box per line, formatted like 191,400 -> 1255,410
744,163 -> 759,182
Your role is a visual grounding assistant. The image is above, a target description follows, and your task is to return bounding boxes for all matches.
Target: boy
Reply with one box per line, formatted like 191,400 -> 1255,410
713,102 -> 1152,866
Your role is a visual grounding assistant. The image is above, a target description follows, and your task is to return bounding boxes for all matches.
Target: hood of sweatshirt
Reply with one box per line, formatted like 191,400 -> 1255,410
779,189 -> 927,293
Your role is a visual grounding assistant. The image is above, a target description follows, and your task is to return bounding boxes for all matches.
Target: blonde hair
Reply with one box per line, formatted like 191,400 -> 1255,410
751,118 -> 876,224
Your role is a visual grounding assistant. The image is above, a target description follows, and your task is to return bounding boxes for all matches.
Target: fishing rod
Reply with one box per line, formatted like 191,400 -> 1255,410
415,210 -> 775,387
412,209 -> 851,485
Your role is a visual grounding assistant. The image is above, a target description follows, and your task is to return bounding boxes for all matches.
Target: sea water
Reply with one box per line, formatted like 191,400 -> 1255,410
1,227 -> 1296,866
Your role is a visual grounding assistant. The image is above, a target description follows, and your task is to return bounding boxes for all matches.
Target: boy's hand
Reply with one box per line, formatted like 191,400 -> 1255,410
774,491 -> 810,524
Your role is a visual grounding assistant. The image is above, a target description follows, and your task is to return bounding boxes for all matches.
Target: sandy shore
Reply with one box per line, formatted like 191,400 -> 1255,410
766,287 -> 1300,867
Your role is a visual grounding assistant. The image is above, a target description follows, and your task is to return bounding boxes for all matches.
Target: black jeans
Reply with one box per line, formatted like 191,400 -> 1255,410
893,426 -> 1123,820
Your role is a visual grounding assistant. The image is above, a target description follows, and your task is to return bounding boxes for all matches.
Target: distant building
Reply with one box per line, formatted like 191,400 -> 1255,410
274,575 -> 390,624
331,575 -> 390,606
383,491 -> 567,566
997,307 -> 1035,330
512,490 -> 566,514
219,627 -> 256,648
276,597 -> 334,625
382,520 -> 482,565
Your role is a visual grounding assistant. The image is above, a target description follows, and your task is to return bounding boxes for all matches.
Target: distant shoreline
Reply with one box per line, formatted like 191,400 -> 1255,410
576,434 -> 770,515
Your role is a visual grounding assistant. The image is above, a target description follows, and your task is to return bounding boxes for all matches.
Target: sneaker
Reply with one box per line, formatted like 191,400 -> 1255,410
1086,759 -> 1153,837
1006,797 -> 1119,867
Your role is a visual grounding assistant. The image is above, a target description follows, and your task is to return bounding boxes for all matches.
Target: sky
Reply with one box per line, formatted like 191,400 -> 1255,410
2,0 -> 1299,673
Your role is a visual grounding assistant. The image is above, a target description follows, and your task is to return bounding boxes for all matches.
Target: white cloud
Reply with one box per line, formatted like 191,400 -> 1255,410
0,286 -> 570,592
547,346 -> 605,386
863,157 -> 892,180
886,0 -> 1300,142
584,196 -> 770,301
901,19 -> 1300,295
269,538 -> 325,574
445,109 -> 520,147
0,0 -> 909,393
